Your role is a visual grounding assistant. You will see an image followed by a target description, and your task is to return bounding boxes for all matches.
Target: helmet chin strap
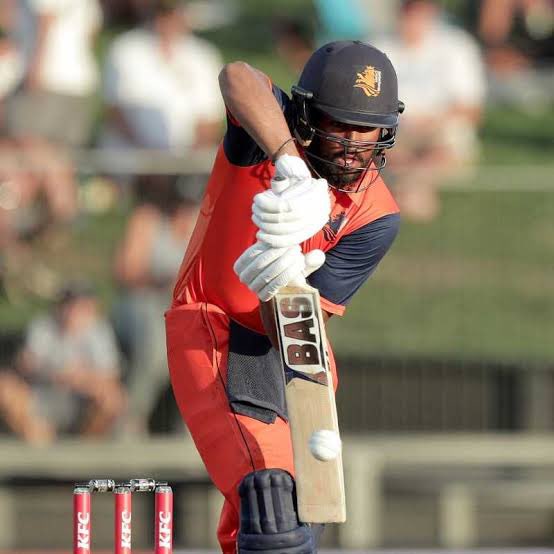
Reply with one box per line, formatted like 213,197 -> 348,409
294,117 -> 394,193
303,148 -> 386,193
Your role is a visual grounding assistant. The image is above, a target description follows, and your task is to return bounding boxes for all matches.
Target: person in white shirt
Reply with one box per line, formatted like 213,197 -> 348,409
101,0 -> 224,435
376,0 -> 486,221
112,181 -> 199,436
0,0 -> 78,255
0,283 -> 126,444
10,0 -> 102,146
101,0 -> 224,151
0,0 -> 24,249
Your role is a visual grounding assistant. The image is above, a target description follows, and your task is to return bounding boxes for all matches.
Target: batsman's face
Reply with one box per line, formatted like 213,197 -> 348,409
308,113 -> 382,190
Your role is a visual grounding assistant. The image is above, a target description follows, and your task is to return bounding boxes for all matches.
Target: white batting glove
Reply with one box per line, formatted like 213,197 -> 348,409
272,154 -> 311,193
253,177 -> 331,248
233,242 -> 326,301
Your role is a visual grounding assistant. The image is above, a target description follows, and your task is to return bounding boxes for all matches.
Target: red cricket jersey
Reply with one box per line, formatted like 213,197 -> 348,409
172,85 -> 400,334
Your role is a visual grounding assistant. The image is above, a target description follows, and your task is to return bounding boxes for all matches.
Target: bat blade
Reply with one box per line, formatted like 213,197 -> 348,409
271,284 -> 346,523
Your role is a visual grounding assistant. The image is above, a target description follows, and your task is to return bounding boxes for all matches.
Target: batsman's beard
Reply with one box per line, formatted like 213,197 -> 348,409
306,144 -> 383,193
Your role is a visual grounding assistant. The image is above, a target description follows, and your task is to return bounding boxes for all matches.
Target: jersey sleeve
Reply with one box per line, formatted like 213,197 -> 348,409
222,84 -> 293,166
307,213 -> 400,314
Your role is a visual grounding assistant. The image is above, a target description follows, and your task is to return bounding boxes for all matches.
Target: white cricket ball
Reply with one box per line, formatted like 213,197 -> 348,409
308,429 -> 342,461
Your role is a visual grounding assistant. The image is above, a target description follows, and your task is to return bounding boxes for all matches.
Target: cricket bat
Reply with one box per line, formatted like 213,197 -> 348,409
264,283 -> 346,523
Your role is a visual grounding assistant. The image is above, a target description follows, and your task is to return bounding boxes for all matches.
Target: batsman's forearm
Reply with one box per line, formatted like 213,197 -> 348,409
219,62 -> 300,159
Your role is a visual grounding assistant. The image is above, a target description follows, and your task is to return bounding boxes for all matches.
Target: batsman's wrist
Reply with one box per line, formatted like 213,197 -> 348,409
282,142 -> 301,158
273,141 -> 301,163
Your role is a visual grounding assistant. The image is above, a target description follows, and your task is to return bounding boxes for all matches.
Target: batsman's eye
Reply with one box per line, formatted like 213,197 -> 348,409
280,297 -> 313,319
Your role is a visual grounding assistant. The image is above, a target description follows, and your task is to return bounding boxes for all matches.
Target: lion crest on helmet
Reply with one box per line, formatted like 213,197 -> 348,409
354,66 -> 382,98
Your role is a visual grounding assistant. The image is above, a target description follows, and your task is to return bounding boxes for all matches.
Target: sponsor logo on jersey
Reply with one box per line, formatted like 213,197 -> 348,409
323,211 -> 347,241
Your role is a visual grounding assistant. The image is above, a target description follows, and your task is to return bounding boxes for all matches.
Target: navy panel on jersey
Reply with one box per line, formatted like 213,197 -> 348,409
223,85 -> 294,167
307,213 -> 400,307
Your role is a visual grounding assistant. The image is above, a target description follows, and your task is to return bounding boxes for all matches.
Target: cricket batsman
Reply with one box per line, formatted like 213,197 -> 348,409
165,40 -> 404,552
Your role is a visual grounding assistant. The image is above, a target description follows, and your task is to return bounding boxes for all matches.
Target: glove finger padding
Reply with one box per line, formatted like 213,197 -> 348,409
253,177 -> 331,247
253,189 -> 292,214
280,177 -> 328,201
247,247 -> 304,294
233,242 -> 327,301
255,178 -> 330,215
257,249 -> 326,300
270,176 -> 296,195
255,268 -> 306,302
233,242 -> 267,277
257,270 -> 306,301
233,241 -> 305,302
302,249 -> 326,277
233,242 -> 292,284
251,202 -> 300,224
283,179 -> 330,214
273,154 -> 311,181
256,212 -> 329,248
269,175 -> 314,200
252,213 -> 312,236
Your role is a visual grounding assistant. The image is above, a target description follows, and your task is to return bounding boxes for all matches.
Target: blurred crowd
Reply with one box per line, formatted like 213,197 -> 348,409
0,0 -> 222,443
0,0 -> 552,444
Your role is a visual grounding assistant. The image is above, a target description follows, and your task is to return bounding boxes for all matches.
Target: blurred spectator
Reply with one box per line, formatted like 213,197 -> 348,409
360,0 -> 401,39
0,0 -> 77,302
112,178 -> 198,435
0,282 -> 126,444
316,0 -> 401,44
101,0 -> 224,151
477,0 -> 553,109
10,0 -> 103,147
98,0 -> 142,26
102,0 -> 240,29
0,0 -> 25,249
1,0 -> 89,276
314,0 -> 370,43
272,17 -> 315,75
479,0 -> 553,70
0,0 -> 23,121
376,0 -> 486,221
0,140 -> 78,245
